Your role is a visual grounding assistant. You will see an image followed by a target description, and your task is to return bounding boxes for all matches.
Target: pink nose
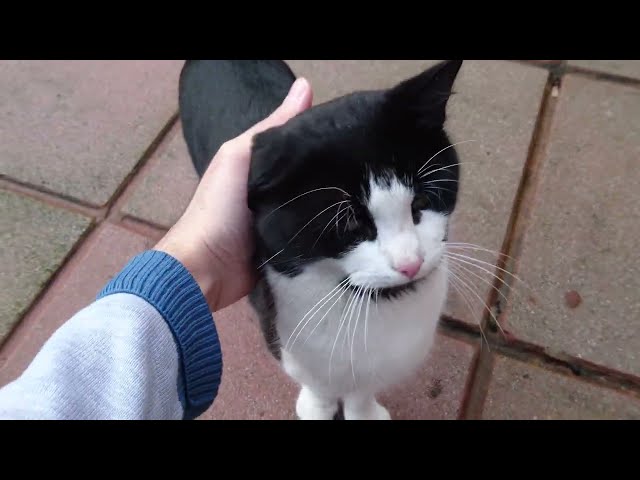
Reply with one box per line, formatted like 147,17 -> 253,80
394,259 -> 423,279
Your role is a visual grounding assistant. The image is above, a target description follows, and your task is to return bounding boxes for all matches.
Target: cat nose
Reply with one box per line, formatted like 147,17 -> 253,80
394,259 -> 424,279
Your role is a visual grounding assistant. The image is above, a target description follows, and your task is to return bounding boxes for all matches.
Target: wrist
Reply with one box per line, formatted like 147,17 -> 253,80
155,235 -> 222,312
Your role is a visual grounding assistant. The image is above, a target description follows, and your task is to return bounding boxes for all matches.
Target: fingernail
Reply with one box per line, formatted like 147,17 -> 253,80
288,78 -> 308,101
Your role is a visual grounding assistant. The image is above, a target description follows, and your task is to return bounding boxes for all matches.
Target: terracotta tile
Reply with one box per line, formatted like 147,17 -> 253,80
200,300 -> 298,420
122,122 -> 199,228
0,191 -> 91,344
0,60 -> 183,206
379,334 -> 475,420
505,75 -> 640,375
483,356 -> 640,419
0,223 -> 154,386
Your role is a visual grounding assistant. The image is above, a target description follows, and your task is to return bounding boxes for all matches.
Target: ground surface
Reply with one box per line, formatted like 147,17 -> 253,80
1,60 -> 639,419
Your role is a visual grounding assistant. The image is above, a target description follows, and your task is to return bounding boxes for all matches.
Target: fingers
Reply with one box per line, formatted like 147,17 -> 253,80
237,77 -> 313,144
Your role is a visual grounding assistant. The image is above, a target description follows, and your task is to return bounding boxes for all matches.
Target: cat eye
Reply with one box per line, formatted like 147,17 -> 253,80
412,194 -> 430,212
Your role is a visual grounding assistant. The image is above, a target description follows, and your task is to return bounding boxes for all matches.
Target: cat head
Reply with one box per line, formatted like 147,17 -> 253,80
248,60 -> 463,294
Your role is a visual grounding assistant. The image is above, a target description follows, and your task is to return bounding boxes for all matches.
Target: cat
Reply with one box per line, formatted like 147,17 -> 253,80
179,59 -> 463,420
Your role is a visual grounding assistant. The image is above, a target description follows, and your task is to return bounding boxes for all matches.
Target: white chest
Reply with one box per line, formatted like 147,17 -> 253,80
266,260 -> 448,397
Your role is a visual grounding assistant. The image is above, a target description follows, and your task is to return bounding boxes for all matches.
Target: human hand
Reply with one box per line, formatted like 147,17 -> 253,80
156,78 -> 313,311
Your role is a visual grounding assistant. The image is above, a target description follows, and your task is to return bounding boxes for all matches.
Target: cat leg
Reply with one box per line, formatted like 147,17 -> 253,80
295,385 -> 339,420
343,392 -> 391,420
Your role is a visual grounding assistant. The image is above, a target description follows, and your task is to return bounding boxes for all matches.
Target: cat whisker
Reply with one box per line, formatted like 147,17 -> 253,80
364,287 -> 373,355
303,283 -> 351,347
442,254 -> 518,293
351,283 -> 370,387
285,278 -> 350,351
447,260 -> 511,307
425,185 -> 457,195
422,178 -> 459,186
264,186 -> 351,220
446,268 -> 491,350
447,264 -> 504,337
445,242 -> 516,262
446,261 -> 507,337
418,161 -> 465,180
294,285 -> 353,352
332,211 -> 350,239
331,286 -> 360,381
444,251 -> 526,287
417,140 -> 476,175
426,188 -> 445,209
257,248 -> 285,270
312,200 -> 351,250
344,285 -> 363,356
260,200 -> 349,269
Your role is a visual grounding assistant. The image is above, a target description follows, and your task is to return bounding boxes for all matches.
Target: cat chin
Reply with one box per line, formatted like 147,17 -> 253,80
348,277 -> 424,301
343,260 -> 442,300
342,267 -> 440,301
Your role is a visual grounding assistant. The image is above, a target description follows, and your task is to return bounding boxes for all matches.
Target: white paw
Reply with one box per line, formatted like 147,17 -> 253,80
295,386 -> 338,420
344,398 -> 392,420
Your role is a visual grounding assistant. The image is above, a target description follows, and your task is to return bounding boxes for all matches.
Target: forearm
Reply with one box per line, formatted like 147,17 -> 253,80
0,251 -> 222,420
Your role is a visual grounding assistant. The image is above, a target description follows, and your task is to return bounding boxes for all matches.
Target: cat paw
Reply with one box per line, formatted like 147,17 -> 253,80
295,386 -> 338,420
344,397 -> 392,420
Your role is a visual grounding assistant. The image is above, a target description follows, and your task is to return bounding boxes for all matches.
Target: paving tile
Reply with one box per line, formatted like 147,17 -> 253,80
0,223 -> 154,386
505,75 -> 640,375
200,299 -> 299,420
287,60 -> 547,325
0,191 -> 91,345
122,122 -> 199,228
201,298 -> 475,420
483,356 -> 640,419
378,334 -> 475,420
570,60 -> 640,80
0,60 -> 183,206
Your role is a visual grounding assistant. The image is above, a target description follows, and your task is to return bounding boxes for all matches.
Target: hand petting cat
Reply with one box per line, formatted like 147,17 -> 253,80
156,78 -> 313,312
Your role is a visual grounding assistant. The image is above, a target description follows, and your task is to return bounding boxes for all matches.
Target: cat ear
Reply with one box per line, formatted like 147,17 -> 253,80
385,60 -> 463,130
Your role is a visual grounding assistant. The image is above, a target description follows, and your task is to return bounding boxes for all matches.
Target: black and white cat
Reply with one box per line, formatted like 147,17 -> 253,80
179,60 -> 463,420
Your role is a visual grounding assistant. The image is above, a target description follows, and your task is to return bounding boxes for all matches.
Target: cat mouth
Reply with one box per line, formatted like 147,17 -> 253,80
344,277 -> 425,301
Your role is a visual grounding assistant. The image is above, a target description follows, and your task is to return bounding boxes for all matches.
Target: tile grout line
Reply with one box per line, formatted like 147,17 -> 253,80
512,61 -> 640,87
115,217 -> 168,241
0,176 -> 106,220
458,66 -> 563,419
439,316 -> 640,401
104,112 -> 180,221
564,65 -> 640,87
0,221 -> 99,353
0,111 -> 180,219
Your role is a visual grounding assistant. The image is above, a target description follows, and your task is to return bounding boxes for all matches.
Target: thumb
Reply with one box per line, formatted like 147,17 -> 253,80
241,77 -> 313,140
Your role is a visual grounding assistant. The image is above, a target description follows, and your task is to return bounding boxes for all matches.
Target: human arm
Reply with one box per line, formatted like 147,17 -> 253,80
0,78 -> 313,420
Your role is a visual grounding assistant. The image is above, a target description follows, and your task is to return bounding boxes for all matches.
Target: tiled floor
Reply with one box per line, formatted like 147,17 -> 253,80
1,60 -> 639,419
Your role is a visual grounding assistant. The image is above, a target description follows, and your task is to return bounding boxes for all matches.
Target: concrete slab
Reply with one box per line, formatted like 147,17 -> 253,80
570,60 -> 640,80
122,122 -> 199,228
0,190 -> 91,344
505,75 -> 640,376
483,355 -> 640,419
0,60 -> 183,206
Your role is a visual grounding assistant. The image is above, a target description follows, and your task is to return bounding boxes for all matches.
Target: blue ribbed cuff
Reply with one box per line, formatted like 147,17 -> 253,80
97,250 -> 222,420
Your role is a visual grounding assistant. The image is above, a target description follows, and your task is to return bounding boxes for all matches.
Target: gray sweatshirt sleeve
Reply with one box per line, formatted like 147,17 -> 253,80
0,250 -> 223,420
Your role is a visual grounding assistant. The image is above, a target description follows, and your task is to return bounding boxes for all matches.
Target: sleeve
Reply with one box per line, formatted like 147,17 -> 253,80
0,250 -> 223,420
